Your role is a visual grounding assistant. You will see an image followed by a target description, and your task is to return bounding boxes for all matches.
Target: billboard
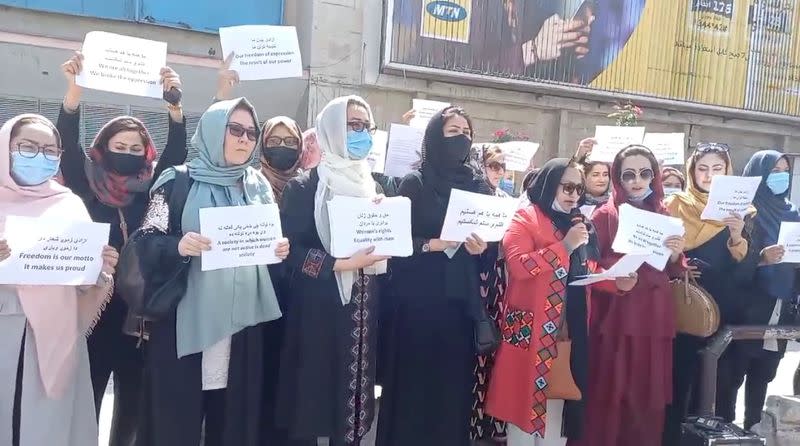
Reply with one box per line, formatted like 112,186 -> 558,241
384,0 -> 800,117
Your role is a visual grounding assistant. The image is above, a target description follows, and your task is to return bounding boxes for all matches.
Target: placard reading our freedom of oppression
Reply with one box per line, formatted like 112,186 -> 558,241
700,176 -> 761,222
440,189 -> 517,242
199,205 -> 284,271
219,25 -> 303,81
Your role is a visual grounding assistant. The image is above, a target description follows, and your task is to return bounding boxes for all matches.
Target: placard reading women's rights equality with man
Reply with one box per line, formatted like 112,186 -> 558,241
440,189 -> 518,242
612,204 -> 685,271
0,216 -> 109,285
328,196 -> 413,257
778,222 -> 800,264
700,176 -> 761,222
199,205 -> 284,271
76,31 -> 167,99
219,25 -> 303,81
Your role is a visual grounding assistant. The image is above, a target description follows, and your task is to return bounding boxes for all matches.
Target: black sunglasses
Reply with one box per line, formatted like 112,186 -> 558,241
264,136 -> 300,147
621,168 -> 654,183
696,142 -> 730,153
560,182 -> 585,196
227,123 -> 259,142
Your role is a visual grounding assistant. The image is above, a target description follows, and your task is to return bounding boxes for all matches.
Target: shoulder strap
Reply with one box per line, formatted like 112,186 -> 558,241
167,165 -> 191,234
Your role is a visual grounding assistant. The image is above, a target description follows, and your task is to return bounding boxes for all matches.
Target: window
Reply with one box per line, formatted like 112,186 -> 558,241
1,0 -> 284,31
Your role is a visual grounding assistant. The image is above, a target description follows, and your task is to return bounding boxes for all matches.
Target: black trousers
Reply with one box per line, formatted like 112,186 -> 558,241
663,334 -> 705,446
716,344 -> 783,430
88,298 -> 143,446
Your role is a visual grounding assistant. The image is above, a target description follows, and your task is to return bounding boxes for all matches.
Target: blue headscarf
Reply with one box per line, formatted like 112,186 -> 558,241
742,150 -> 800,301
152,98 -> 282,357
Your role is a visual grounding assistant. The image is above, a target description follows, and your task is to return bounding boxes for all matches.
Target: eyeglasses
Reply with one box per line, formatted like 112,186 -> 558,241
264,136 -> 300,148
347,121 -> 378,134
696,142 -> 730,153
621,168 -> 654,183
486,162 -> 506,172
226,123 -> 259,142
560,182 -> 585,195
15,142 -> 63,161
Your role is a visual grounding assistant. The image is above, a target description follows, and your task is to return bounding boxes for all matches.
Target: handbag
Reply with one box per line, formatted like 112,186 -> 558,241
474,303 -> 501,355
544,321 -> 582,400
671,271 -> 720,337
117,166 -> 192,331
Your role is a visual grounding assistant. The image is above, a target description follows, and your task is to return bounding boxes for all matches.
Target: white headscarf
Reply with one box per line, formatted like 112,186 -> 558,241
314,95 -> 387,305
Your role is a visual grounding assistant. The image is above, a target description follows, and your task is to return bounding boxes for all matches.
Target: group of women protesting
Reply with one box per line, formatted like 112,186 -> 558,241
1,50 -> 798,446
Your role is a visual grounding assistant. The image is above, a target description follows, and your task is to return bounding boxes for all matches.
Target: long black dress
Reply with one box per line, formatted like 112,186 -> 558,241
275,169 -> 380,446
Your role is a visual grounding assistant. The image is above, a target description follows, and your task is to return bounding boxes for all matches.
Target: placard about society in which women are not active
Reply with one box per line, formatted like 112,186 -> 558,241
440,189 -> 518,243
0,216 -> 109,286
199,205 -> 284,271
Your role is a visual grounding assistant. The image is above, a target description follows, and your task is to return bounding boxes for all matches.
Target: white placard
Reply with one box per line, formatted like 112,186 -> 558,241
579,205 -> 596,219
367,130 -> 388,174
384,124 -> 424,178
611,203 -> 685,271
75,31 -> 167,99
569,253 -> 648,286
219,25 -> 303,81
590,126 -> 646,163
410,99 -> 451,129
440,189 -> 518,242
0,216 -> 109,285
700,176 -> 761,222
643,133 -> 685,166
199,205 -> 283,271
778,222 -> 800,264
328,196 -> 412,258
496,141 -> 540,172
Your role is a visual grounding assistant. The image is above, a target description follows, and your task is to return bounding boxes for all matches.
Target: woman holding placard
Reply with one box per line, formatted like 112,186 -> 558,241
714,150 -> 800,431
662,143 -> 757,443
134,98 -> 289,446
57,50 -> 188,446
0,114 -> 117,446
376,106 -> 492,446
275,95 -> 387,446
571,145 -> 686,446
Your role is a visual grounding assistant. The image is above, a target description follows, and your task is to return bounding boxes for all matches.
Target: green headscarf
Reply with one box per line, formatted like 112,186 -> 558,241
152,97 -> 281,358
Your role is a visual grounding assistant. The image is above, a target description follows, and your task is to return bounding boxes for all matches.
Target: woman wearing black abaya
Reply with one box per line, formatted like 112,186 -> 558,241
376,106 -> 491,446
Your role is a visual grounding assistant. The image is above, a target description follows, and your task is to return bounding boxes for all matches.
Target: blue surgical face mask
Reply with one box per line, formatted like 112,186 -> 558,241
346,130 -> 373,160
628,186 -> 653,203
766,171 -> 790,195
10,152 -> 59,186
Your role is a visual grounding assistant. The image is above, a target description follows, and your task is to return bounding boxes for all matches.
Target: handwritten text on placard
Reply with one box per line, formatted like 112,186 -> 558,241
612,204 -> 685,271
328,196 -> 412,257
219,25 -> 303,81
700,176 -> 760,221
440,189 -> 517,242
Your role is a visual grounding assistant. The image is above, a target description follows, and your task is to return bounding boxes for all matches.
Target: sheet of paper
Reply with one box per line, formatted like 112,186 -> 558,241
496,141 -> 540,172
384,124 -> 424,178
199,205 -> 283,271
0,216 -> 109,286
611,203 -> 685,271
75,31 -> 167,99
410,99 -> 451,129
700,176 -> 761,222
440,189 -> 518,242
569,254 -> 648,286
643,133 -> 685,166
778,222 -> 800,264
590,126 -> 646,163
219,25 -> 303,81
328,196 -> 412,258
367,130 -> 388,174
579,205 -> 596,219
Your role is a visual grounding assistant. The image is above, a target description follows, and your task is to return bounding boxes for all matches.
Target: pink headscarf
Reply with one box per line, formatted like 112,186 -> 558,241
301,127 -> 322,169
0,114 -> 112,397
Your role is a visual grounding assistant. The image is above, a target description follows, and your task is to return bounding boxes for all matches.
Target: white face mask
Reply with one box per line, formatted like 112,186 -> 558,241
551,199 -> 569,214
663,187 -> 682,197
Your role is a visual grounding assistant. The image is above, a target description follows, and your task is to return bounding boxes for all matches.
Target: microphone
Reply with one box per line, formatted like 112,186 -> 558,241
569,208 -> 588,266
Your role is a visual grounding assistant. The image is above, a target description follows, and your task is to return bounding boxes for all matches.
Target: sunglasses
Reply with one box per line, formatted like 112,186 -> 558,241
696,142 -> 730,153
264,136 -> 300,147
227,123 -> 259,142
560,182 -> 585,195
621,168 -> 654,183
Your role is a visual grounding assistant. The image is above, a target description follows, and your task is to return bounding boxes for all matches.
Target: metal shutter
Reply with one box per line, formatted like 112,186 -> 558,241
81,103 -> 128,153
0,97 -> 38,127
131,107 -> 170,156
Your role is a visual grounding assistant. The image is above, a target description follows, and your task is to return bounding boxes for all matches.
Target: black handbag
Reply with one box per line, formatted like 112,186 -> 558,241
117,166 -> 192,329
474,304 -> 501,355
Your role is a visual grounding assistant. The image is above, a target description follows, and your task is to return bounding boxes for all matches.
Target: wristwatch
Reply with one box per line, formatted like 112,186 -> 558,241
422,240 -> 431,253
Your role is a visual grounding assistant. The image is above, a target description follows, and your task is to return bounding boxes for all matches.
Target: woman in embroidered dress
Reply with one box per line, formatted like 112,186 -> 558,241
0,114 -> 117,446
56,51 -> 187,446
275,95 -> 387,446
570,145 -> 686,446
134,98 -> 289,446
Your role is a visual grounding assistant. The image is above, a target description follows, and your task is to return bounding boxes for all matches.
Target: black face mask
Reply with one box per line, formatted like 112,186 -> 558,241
106,152 -> 145,176
263,146 -> 299,171
439,134 -> 472,168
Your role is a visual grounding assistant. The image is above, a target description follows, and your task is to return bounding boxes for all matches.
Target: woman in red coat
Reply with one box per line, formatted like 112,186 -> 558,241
571,145 -> 686,446
486,158 -> 637,446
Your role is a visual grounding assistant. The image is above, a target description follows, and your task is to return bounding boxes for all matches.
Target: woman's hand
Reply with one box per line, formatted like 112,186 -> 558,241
160,67 -> 183,121
576,137 -> 597,160
0,239 -> 10,262
372,194 -> 386,205
664,235 -> 685,262
761,244 -> 785,265
101,245 -> 119,276
401,109 -> 416,125
334,246 -> 389,271
723,213 -> 745,244
688,265 -> 702,279
563,223 -> 589,252
178,232 -> 212,257
615,272 -> 638,292
274,238 -> 290,260
215,52 -> 240,101
523,14 -> 592,65
61,51 -> 84,112
428,239 -> 459,253
465,233 -> 488,255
